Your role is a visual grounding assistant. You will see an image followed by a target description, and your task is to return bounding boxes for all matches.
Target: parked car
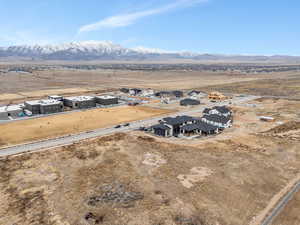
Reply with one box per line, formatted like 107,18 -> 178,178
114,125 -> 121,128
123,123 -> 130,127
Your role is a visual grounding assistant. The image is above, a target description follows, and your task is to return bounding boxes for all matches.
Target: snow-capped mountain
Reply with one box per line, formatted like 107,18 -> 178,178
0,41 -> 140,60
0,41 -> 202,60
132,46 -> 174,54
0,41 -> 299,61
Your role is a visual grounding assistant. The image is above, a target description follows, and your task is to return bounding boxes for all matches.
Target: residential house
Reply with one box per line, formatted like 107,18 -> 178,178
180,98 -> 200,106
162,115 -> 198,136
141,89 -> 155,97
63,96 -> 96,109
172,90 -> 184,98
95,95 -> 118,105
188,90 -> 207,98
202,114 -> 232,129
48,95 -> 63,101
129,88 -> 142,96
181,121 -> 219,136
150,124 -> 171,137
120,88 -> 130,93
0,104 -> 24,120
203,106 -> 232,117
25,99 -> 63,114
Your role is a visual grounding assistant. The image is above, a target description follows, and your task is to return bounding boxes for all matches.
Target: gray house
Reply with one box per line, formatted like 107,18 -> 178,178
95,95 -> 118,105
0,105 -> 22,120
162,116 -> 198,136
48,95 -> 63,101
201,114 -> 232,129
24,100 -> 41,114
25,100 -> 63,115
40,100 -> 64,114
0,107 -> 8,120
181,121 -> 219,136
150,124 -> 171,137
203,106 -> 232,117
63,96 -> 96,109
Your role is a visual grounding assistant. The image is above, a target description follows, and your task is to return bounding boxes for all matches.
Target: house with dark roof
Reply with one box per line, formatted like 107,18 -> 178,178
203,105 -> 232,117
180,98 -> 200,106
188,90 -> 207,98
120,88 -> 129,93
188,90 -> 200,96
172,90 -> 184,98
155,91 -> 173,98
162,115 -> 198,136
203,108 -> 211,115
181,121 -> 219,136
150,124 -> 171,137
202,114 -> 232,128
129,88 -> 142,96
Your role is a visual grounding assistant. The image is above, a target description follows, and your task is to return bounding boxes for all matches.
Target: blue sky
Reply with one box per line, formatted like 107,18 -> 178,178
0,0 -> 299,55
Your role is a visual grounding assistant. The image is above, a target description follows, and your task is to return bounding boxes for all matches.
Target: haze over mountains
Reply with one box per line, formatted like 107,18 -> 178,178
0,41 -> 299,62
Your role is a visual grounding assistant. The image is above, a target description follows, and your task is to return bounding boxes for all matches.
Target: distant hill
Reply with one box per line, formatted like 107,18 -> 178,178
0,41 -> 299,62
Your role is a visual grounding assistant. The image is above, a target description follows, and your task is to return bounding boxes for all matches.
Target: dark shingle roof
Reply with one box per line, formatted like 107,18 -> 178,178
163,115 -> 196,125
188,90 -> 201,95
203,108 -> 211,114
202,114 -> 231,124
182,121 -> 218,132
172,90 -> 183,97
151,124 -> 171,130
213,106 -> 230,114
180,98 -> 200,106
155,91 -> 172,97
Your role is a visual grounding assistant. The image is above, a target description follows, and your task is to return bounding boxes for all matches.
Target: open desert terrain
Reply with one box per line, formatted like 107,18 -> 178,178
0,62 -> 300,225
1,62 -> 300,104
0,95 -> 299,225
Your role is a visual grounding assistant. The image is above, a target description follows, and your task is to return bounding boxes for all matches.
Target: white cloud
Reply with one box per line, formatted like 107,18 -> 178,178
79,0 -> 208,33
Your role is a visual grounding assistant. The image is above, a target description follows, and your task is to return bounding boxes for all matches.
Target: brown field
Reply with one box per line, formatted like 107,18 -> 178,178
201,75 -> 300,98
0,106 -> 172,148
0,97 -> 299,225
0,67 -> 295,103
1,62 -> 300,225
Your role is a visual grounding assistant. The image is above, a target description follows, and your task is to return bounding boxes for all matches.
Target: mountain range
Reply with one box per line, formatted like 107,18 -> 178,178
0,41 -> 299,62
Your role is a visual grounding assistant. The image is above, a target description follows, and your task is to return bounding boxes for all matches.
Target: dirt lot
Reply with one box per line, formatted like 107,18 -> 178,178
0,98 -> 299,225
0,106 -> 172,148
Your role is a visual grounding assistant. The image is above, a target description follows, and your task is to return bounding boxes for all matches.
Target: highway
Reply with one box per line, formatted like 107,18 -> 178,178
0,95 -> 258,157
260,180 -> 300,225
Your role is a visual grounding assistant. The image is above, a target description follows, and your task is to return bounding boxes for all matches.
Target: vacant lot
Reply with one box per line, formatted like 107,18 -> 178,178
0,106 -> 171,147
0,98 -> 299,225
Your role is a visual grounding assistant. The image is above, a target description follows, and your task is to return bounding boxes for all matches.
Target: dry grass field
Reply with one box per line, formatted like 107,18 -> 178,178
0,97 -> 299,225
201,74 -> 300,98
1,62 -> 300,225
0,106 -> 172,147
0,66 -> 293,103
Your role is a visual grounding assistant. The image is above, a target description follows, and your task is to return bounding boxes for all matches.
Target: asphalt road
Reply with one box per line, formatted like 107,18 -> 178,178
0,95 -> 258,157
260,180 -> 300,225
